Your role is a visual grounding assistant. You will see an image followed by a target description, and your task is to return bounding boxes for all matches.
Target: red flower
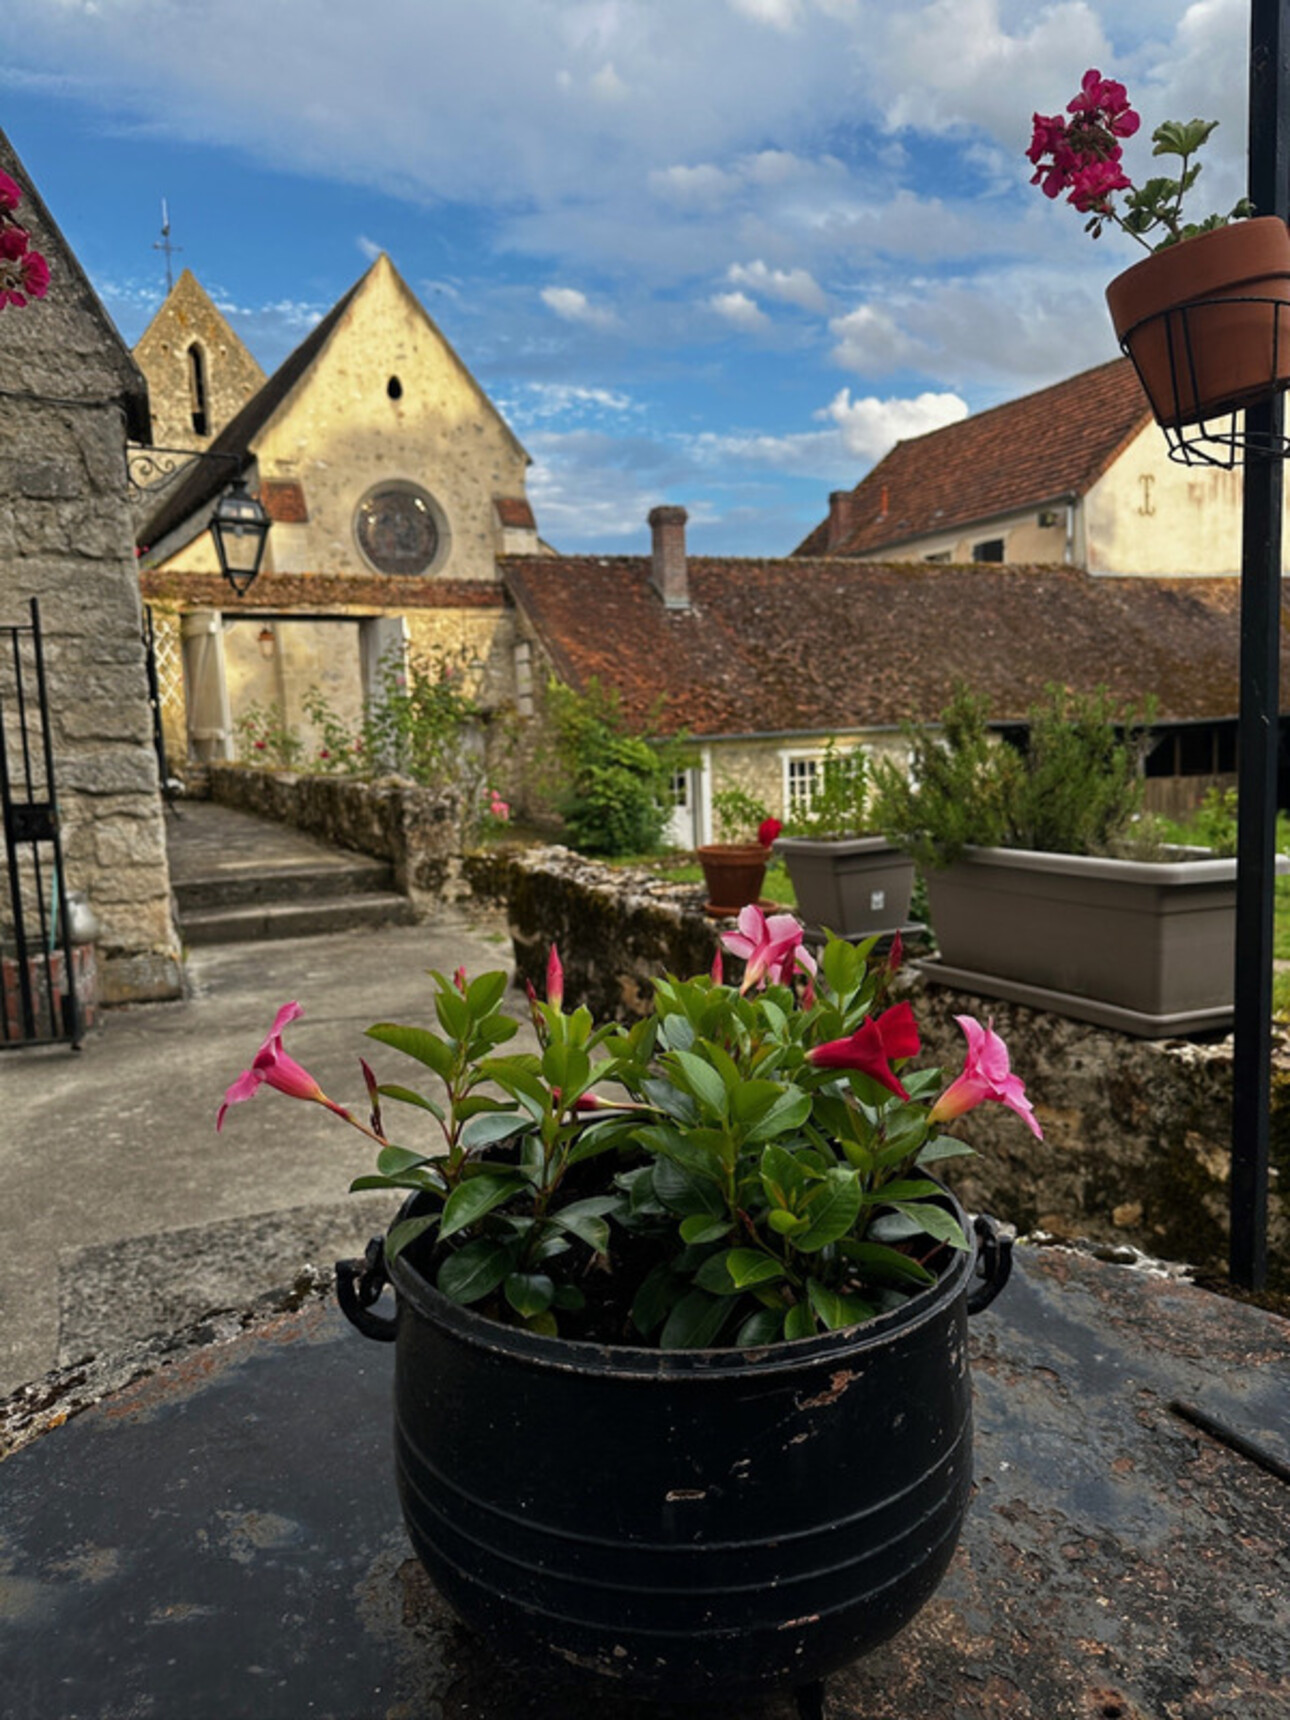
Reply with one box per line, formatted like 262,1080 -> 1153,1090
757,817 -> 783,848
806,1001 -> 921,1101
0,171 -> 21,213
216,1002 -> 344,1131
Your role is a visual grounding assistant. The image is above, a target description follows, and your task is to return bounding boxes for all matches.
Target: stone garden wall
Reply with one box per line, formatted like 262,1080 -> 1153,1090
206,762 -> 468,904
469,844 -> 1289,1291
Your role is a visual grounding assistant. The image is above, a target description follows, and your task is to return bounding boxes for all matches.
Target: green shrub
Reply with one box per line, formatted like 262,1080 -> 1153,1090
546,679 -> 687,857
234,701 -> 304,770
710,782 -> 771,843
874,684 -> 1156,868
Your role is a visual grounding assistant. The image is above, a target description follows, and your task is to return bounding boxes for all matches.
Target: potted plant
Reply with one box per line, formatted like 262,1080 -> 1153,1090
696,782 -> 781,916
217,926 -> 1034,1714
773,741 -> 915,940
1027,68 -> 1288,431
875,683 -> 1281,1036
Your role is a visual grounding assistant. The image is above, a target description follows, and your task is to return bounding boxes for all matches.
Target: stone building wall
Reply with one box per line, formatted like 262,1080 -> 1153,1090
0,130 -> 181,1004
131,270 -> 265,455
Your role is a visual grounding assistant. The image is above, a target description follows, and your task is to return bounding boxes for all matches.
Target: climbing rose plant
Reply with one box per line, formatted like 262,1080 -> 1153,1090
0,171 -> 50,310
1027,68 -> 1251,250
218,913 -> 1040,1349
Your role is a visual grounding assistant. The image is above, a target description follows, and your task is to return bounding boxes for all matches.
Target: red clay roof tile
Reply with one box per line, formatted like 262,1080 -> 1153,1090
793,359 -> 1151,557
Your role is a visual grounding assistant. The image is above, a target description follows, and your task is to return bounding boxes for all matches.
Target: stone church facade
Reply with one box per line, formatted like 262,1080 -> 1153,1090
135,255 -> 541,794
0,128 -> 182,1005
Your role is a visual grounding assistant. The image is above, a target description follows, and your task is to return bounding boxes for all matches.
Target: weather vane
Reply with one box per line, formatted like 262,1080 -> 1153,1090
153,198 -> 182,295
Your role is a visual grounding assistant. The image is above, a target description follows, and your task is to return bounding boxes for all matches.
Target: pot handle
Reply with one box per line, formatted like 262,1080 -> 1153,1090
336,1236 -> 398,1342
966,1214 -> 1014,1316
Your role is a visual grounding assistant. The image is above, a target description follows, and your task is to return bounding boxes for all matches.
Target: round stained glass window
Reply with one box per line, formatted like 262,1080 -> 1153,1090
354,483 -> 443,576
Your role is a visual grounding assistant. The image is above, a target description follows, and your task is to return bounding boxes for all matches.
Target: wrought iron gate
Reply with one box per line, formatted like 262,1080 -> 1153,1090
0,597 -> 83,1049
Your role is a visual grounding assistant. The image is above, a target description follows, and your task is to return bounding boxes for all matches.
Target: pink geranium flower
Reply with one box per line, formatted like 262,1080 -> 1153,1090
216,1001 -> 344,1131
720,904 -> 816,993
0,171 -> 21,213
806,1001 -> 920,1101
929,1016 -> 1042,1139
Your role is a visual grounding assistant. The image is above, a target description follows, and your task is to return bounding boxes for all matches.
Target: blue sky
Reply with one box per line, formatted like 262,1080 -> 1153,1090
0,0 -> 1251,554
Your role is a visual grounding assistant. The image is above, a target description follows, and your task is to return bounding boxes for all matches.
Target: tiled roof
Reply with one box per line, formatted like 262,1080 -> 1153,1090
503,554 -> 1278,736
793,359 -> 1152,557
138,569 -> 506,610
495,497 -> 536,529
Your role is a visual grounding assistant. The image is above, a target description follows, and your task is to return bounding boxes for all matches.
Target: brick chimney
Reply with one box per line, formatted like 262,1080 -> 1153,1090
826,489 -> 859,552
648,505 -> 689,608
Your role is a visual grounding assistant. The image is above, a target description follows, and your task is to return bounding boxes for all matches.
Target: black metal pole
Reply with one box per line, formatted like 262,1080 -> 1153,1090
1231,0 -> 1290,1288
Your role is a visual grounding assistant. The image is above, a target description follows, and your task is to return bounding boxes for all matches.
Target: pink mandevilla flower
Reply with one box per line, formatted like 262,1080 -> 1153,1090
216,1001 -> 346,1131
546,944 -> 564,1010
929,1016 -> 1043,1140
720,904 -> 816,993
806,1001 -> 920,1101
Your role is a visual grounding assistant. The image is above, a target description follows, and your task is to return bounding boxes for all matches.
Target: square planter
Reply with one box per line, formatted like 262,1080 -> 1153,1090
918,845 -> 1282,1037
774,836 -> 915,939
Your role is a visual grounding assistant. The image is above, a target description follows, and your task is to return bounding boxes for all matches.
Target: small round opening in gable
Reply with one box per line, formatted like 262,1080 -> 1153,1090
387,376 -> 403,400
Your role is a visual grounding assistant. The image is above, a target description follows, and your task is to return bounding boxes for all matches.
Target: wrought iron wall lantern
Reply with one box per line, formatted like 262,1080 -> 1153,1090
128,446 -> 272,598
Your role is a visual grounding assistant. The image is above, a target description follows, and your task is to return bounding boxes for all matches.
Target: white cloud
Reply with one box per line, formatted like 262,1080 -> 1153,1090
590,61 -> 628,102
820,387 -> 969,459
540,286 -> 618,329
649,163 -> 738,205
356,234 -> 382,261
710,290 -> 772,331
829,303 -> 931,373
503,382 -> 638,422
727,260 -> 828,312
726,0 -> 805,31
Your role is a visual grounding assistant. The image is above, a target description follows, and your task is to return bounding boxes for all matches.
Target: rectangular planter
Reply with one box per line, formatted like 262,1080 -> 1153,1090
919,844 -> 1281,1037
774,836 -> 915,940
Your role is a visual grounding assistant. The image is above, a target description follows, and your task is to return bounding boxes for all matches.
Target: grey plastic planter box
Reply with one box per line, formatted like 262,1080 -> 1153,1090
774,836 -> 915,939
920,844 -> 1286,1037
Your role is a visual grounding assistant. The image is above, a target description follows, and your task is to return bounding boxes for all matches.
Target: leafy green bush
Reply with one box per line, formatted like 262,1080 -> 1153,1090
546,678 -> 687,857
361,646 -> 482,788
874,684 -> 1156,868
234,701 -> 304,770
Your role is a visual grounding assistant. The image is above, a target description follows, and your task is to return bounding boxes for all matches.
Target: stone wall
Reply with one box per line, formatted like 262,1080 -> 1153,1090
471,845 -> 1287,1290
207,762 -> 467,903
0,130 -> 181,1004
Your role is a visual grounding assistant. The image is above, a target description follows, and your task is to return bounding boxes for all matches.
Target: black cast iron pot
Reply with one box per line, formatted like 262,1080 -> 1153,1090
338,1192 -> 1011,1715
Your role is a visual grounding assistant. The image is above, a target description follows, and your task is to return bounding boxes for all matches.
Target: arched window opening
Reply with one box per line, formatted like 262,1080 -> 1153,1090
187,343 -> 209,437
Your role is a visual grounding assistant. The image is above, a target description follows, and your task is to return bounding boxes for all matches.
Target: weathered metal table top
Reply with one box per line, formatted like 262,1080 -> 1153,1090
2,1247 -> 1287,1720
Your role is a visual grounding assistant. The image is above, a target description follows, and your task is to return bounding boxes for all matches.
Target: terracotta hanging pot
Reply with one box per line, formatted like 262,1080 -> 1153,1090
1105,215 -> 1290,429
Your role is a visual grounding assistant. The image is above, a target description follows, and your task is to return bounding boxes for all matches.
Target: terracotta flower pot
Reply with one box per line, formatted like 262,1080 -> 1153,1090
696,842 -> 768,917
1106,216 -> 1290,429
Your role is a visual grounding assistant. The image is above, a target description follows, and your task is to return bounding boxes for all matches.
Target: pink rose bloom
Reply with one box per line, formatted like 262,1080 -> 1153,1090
929,1016 -> 1042,1139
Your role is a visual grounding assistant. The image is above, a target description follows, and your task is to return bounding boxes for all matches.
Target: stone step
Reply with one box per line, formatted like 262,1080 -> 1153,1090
173,856 -> 396,913
178,893 -> 419,946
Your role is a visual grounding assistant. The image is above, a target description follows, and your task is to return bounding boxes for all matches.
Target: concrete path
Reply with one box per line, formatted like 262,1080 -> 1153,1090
0,800 -> 529,1396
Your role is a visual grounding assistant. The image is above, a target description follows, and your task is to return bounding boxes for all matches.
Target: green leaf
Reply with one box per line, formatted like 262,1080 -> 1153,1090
653,1156 -> 728,1219
377,1142 -> 433,1177
743,1086 -> 812,1145
480,1056 -> 549,1119
871,1178 -> 943,1203
760,1141 -> 809,1204
694,1250 -> 744,1295
736,1307 -> 785,1346
669,1049 -> 729,1119
440,1173 -> 526,1239
884,1200 -> 971,1251
383,1212 -> 439,1261
504,1271 -> 555,1318
377,1083 -> 445,1121
726,1248 -> 787,1290
838,1240 -> 936,1287
917,1136 -> 977,1165
783,1300 -> 817,1341
434,986 -> 471,1040
465,970 -> 509,1019
552,1284 -> 586,1312
660,1288 -> 733,1349
806,1279 -> 875,1331
542,1041 -> 592,1101
795,1167 -> 863,1252
768,1208 -> 809,1237
566,1118 -> 639,1164
867,1211 -> 926,1243
553,1196 -> 618,1253
459,1111 -> 529,1151
349,1170 -> 444,1195
437,1238 -> 516,1303
679,1214 -> 732,1245
366,1023 -> 453,1079
631,1262 -> 684,1335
